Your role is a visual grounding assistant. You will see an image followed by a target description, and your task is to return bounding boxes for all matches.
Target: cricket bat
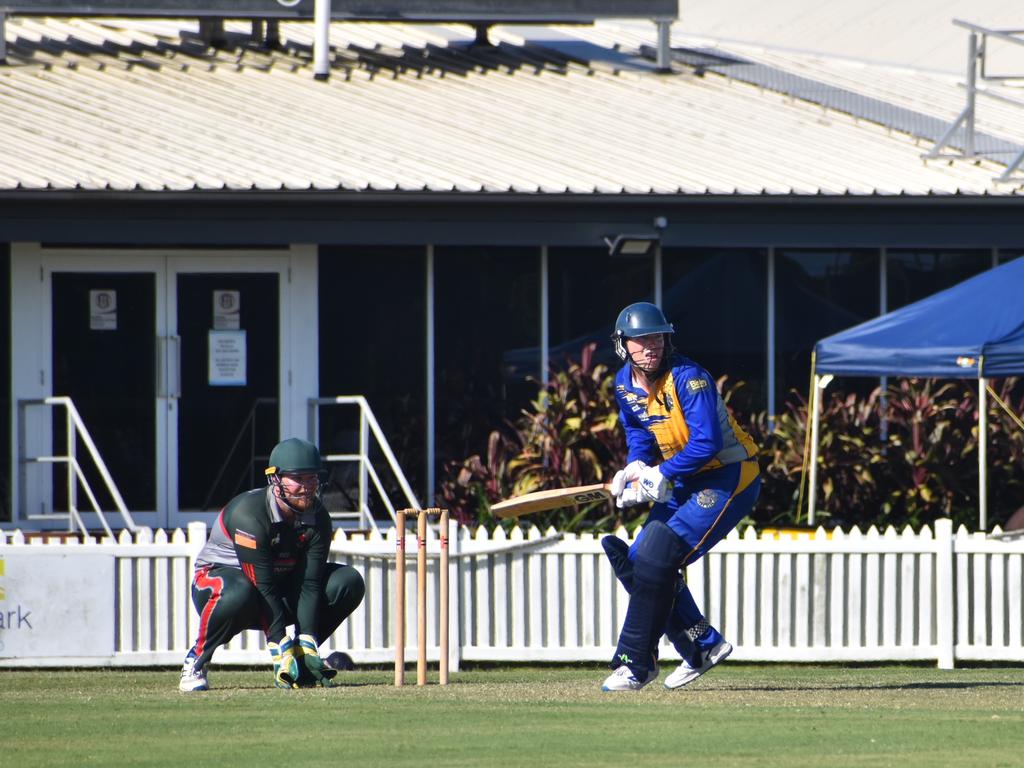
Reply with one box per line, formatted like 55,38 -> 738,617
490,483 -> 614,519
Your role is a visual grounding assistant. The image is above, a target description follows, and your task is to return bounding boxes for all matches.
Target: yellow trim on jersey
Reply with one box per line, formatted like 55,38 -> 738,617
644,372 -> 757,473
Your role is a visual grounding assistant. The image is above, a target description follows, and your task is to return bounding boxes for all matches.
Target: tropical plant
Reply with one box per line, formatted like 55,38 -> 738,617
436,350 -> 1024,532
436,343 -> 628,531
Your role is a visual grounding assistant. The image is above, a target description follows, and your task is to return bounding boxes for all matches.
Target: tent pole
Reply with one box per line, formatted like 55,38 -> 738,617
979,367 -> 988,531
807,374 -> 822,526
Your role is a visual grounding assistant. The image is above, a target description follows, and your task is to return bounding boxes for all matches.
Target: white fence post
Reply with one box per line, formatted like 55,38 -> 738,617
447,514 -> 461,673
934,518 -> 955,669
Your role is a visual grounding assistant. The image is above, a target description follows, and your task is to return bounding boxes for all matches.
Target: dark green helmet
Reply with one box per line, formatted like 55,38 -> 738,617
265,438 -> 323,476
611,302 -> 674,363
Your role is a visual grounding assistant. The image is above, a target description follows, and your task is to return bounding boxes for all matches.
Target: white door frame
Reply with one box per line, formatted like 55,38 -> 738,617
8,244 -> 317,532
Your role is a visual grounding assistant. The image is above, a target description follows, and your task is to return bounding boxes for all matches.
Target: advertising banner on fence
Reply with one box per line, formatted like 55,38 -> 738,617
0,554 -> 115,659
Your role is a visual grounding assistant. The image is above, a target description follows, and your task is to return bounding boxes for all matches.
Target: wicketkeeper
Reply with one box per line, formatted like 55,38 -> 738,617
179,437 -> 365,692
601,302 -> 762,692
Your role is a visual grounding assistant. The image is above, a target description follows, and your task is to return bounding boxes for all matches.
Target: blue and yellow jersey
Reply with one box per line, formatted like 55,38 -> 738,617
615,355 -> 758,481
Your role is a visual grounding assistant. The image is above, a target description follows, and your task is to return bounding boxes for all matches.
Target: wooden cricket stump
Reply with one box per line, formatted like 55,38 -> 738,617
394,507 -> 449,686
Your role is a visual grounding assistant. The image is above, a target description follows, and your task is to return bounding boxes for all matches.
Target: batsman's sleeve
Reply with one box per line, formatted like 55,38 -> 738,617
616,393 -> 659,465
230,512 -> 292,644
294,510 -> 332,635
659,370 -> 724,481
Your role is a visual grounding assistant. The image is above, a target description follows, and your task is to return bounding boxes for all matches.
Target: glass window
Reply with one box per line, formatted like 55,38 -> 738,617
662,248 -> 768,412
775,249 -> 880,401
548,247 -> 654,370
319,247 -> 427,502
0,245 -> 9,521
434,247 -> 540,471
887,250 -> 990,310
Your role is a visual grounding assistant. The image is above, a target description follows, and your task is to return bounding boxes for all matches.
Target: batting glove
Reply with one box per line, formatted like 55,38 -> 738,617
269,637 -> 299,689
297,633 -> 338,688
637,464 -> 672,503
616,484 -> 645,509
610,460 -> 648,497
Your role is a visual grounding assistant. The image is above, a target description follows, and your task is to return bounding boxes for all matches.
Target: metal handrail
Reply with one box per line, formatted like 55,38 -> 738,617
17,396 -> 138,535
200,397 -> 277,511
308,396 -> 421,532
926,20 -> 1024,182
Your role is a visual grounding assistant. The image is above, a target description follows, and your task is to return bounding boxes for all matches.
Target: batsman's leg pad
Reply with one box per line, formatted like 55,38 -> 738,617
601,535 -> 634,593
672,577 -> 704,629
612,521 -> 684,678
631,520 -> 685,588
664,576 -> 704,657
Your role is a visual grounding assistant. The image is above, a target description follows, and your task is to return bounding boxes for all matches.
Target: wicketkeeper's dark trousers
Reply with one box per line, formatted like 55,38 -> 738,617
188,562 -> 365,670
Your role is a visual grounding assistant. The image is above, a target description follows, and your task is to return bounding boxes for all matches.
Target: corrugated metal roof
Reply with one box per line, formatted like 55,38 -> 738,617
575,21 -> 1024,166
0,16 -> 1021,195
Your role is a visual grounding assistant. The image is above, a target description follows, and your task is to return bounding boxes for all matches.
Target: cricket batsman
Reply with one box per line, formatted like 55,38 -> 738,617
601,302 -> 761,691
178,437 -> 365,692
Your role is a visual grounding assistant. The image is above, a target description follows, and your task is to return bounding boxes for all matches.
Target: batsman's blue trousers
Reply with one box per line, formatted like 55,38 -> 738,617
631,458 -> 761,566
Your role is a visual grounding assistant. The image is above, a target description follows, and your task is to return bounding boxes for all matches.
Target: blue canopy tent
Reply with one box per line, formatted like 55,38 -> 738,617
808,257 -> 1024,529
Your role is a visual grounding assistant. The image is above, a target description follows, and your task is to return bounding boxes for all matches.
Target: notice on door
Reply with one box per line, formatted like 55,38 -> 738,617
89,289 -> 117,330
213,290 -> 241,330
208,330 -> 247,386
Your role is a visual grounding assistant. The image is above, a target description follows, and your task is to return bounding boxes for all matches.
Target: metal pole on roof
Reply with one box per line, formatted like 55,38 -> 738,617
1,14 -> 6,64
655,19 -> 672,73
964,32 -> 979,157
314,0 -> 331,80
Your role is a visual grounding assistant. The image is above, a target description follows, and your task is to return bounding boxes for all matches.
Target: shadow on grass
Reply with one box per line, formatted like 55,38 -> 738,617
719,680 -> 1022,692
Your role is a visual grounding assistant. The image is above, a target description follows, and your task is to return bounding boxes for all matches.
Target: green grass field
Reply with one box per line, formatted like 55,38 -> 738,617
3,664 -> 1021,767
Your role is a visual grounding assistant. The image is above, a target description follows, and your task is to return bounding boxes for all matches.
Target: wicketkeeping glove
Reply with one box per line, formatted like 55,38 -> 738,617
637,464 -> 672,503
269,636 -> 299,689
297,633 -> 338,688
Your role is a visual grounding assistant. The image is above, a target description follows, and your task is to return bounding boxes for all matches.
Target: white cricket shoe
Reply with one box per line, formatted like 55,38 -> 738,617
601,665 -> 659,692
179,652 -> 209,692
664,637 -> 732,690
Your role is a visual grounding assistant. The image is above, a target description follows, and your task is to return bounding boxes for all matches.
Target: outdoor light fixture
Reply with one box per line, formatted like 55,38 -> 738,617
603,233 -> 660,257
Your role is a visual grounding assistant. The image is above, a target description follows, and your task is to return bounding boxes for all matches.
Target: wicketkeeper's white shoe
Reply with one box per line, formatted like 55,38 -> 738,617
601,665 -> 659,692
179,652 -> 209,692
664,636 -> 732,690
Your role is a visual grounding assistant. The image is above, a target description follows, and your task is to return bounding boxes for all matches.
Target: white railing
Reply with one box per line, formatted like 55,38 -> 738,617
308,396 -> 421,532
925,19 -> 1024,183
17,396 -> 139,537
1,520 -> 1022,669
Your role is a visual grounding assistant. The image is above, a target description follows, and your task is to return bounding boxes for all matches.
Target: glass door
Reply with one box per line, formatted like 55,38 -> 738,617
44,254 -> 168,530
51,272 -> 160,515
166,257 -> 287,524
172,271 -> 280,514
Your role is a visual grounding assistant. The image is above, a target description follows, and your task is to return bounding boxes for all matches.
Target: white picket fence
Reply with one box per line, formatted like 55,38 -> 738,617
1,519 -> 1022,669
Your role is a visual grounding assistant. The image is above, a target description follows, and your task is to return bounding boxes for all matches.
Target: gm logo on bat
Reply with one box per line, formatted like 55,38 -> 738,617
573,490 -> 608,503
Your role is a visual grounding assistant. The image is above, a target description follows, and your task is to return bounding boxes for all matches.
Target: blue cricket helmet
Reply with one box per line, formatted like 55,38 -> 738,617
611,302 -> 675,363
